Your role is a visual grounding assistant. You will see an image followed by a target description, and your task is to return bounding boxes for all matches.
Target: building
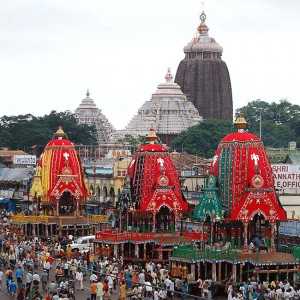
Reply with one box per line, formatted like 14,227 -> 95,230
0,167 -> 34,212
75,90 -> 114,143
84,155 -> 131,210
0,148 -> 28,167
267,143 -> 300,219
120,69 -> 201,145
175,11 -> 233,120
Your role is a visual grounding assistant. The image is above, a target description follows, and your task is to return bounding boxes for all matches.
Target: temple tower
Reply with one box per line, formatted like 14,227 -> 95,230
122,69 -> 202,145
175,11 -> 233,120
75,90 -> 114,143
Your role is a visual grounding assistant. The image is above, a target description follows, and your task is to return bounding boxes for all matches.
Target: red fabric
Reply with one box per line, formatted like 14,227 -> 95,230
138,144 -> 167,152
42,137 -> 88,203
221,131 -> 260,143
129,145 -> 188,213
95,231 -> 207,242
211,130 -> 287,222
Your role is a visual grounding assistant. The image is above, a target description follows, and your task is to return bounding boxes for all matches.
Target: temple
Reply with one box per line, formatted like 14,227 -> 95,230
170,115 -> 292,284
175,11 -> 233,120
18,127 -> 109,237
75,90 -> 114,143
121,69 -> 201,145
94,129 -> 205,261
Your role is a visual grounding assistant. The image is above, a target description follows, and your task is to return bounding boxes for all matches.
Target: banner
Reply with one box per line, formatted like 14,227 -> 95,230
11,215 -> 49,224
271,164 -> 300,194
13,155 -> 36,166
89,215 -> 109,223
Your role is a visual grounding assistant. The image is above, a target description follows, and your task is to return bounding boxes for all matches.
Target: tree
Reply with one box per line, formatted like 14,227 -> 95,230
171,119 -> 233,158
237,99 -> 299,147
0,111 -> 97,154
172,99 -> 300,158
116,134 -> 146,152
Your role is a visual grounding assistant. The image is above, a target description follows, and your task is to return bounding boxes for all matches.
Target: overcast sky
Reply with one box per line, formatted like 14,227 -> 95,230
1,0 -> 300,129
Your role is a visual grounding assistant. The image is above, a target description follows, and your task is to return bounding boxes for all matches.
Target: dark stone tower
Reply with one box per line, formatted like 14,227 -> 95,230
175,11 -> 233,120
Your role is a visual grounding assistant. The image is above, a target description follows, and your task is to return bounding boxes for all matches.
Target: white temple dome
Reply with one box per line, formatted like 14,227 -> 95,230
184,11 -> 223,55
75,90 -> 114,143
117,69 -> 202,144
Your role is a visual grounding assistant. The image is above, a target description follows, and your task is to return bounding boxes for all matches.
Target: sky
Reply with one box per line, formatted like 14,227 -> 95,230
1,0 -> 300,129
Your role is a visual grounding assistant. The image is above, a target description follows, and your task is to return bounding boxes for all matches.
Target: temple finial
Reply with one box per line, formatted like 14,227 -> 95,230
165,68 -> 173,83
146,128 -> 158,144
200,10 -> 206,24
198,6 -> 209,34
86,89 -> 90,97
234,113 -> 248,131
54,126 -> 67,139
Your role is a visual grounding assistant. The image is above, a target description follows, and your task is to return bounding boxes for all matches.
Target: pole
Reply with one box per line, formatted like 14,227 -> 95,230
259,109 -> 262,139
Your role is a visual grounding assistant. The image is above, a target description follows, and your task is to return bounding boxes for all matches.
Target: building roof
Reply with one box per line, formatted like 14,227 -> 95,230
75,90 -> 115,143
0,168 -> 33,183
120,69 -> 202,138
0,149 -> 27,157
170,152 -> 210,174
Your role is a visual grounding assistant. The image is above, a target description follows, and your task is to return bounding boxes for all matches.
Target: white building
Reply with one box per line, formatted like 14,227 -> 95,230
75,91 -> 114,144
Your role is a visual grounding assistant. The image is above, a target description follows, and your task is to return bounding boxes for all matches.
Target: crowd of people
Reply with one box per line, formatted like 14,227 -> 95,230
0,223 -> 192,300
0,210 -> 300,300
227,280 -> 300,300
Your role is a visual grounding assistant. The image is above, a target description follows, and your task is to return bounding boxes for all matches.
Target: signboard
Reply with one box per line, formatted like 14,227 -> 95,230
271,164 -> 300,194
0,190 -> 14,198
13,155 -> 36,166
175,220 -> 202,232
279,221 -> 300,237
89,215 -> 109,223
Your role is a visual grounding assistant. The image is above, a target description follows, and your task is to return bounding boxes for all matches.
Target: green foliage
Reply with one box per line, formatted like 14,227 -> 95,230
172,100 -> 300,158
117,134 -> 146,152
0,111 -> 97,154
171,119 -> 233,158
237,99 -> 300,148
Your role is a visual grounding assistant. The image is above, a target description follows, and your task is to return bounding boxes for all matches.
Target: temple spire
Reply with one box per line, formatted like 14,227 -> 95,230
165,68 -> 173,83
86,89 -> 90,97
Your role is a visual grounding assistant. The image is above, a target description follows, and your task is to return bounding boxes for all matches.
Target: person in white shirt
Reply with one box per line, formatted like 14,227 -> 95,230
107,275 -> 113,295
158,289 -> 167,299
90,273 -> 98,283
145,281 -> 153,297
138,271 -> 145,285
153,289 -> 159,300
75,270 -> 83,290
0,270 -> 3,290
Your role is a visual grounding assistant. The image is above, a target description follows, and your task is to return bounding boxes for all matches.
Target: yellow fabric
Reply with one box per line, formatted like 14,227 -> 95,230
41,149 -> 53,202
30,166 -> 43,198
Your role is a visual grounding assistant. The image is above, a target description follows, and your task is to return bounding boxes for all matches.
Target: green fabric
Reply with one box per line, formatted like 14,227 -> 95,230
172,244 -> 238,261
219,147 -> 233,209
292,246 -> 300,261
192,176 -> 223,221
